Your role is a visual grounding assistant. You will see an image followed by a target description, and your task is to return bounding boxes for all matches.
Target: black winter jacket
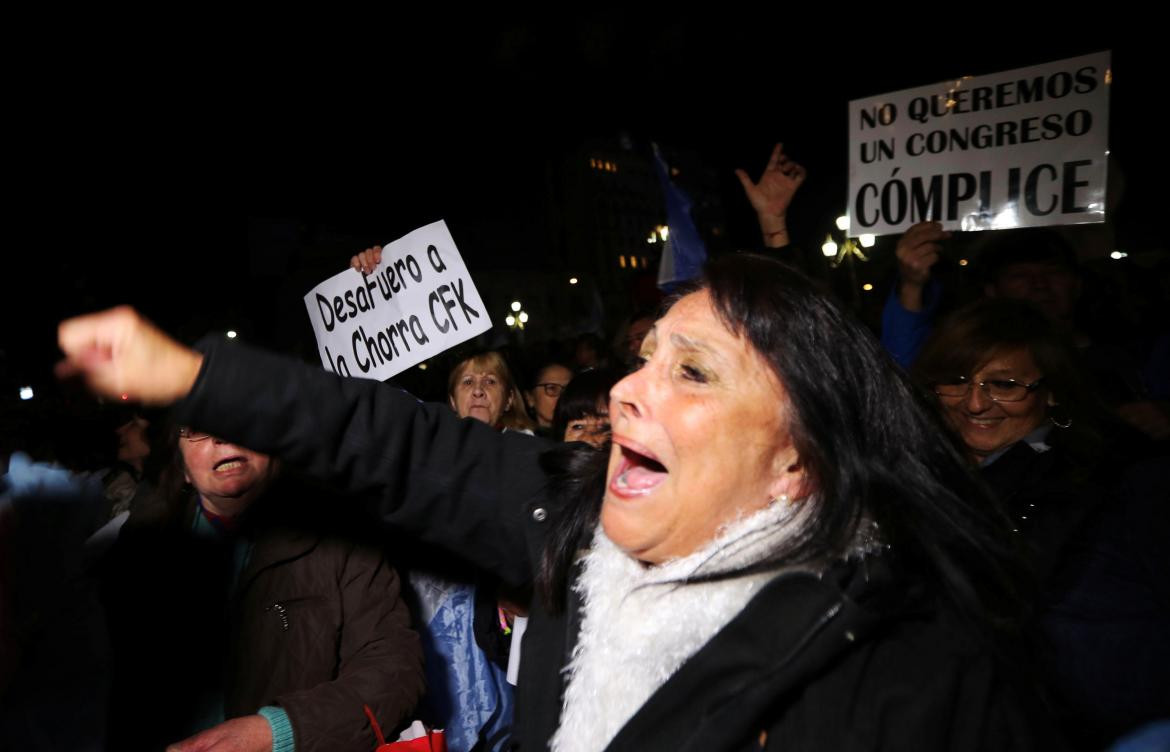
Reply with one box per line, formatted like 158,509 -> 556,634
103,482 -> 424,751
174,338 -> 1056,751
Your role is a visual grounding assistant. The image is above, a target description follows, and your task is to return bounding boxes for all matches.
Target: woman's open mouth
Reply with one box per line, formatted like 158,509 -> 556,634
960,414 -> 1003,429
610,442 -> 669,497
214,456 -> 248,474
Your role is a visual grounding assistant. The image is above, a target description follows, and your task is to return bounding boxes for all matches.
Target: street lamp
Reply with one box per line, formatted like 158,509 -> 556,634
822,215 -> 870,269
507,307 -> 531,330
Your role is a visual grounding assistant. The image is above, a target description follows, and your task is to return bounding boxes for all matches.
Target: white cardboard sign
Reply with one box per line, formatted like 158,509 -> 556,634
304,220 -> 492,380
848,51 -> 1110,235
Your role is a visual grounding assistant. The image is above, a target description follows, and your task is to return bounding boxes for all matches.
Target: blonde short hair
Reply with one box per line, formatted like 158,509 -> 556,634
447,351 -> 535,432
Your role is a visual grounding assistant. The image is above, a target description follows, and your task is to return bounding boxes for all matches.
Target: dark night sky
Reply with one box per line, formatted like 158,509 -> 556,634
3,23 -> 1156,393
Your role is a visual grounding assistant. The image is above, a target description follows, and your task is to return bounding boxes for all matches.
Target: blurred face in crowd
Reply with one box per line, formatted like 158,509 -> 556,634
602,291 -> 805,564
935,347 -> 1052,463
988,262 -> 1080,325
179,432 -> 278,516
450,361 -> 512,427
116,416 -> 151,471
625,317 -> 655,358
563,400 -> 611,448
528,364 -> 572,428
575,339 -> 601,370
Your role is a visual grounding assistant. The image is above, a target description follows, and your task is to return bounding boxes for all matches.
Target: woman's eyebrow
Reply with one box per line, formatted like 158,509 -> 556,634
980,367 -> 1032,378
670,332 -> 721,361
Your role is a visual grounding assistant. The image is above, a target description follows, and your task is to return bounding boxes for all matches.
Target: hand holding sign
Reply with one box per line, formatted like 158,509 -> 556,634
352,245 -> 383,276
895,221 -> 951,312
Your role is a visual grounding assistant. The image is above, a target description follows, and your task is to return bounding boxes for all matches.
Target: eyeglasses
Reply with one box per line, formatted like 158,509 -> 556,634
535,382 -> 566,398
178,427 -> 213,442
933,376 -> 1045,402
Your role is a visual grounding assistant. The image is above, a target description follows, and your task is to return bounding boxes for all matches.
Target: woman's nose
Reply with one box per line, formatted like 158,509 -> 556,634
965,383 -> 991,411
610,371 -> 643,420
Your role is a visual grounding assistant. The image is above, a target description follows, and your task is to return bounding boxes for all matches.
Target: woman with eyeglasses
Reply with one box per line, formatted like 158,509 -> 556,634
914,298 -> 1106,531
914,297 -> 1170,749
525,362 -> 573,437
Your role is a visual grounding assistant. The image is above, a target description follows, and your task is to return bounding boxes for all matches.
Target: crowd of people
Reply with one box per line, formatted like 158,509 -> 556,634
1,143 -> 1167,752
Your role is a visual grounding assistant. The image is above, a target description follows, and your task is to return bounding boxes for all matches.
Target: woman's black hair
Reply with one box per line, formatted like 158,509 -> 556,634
551,368 -> 620,442
539,254 -> 1024,631
527,361 -> 573,391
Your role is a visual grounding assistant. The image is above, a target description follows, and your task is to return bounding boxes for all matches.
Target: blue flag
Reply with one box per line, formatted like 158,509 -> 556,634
652,143 -> 708,290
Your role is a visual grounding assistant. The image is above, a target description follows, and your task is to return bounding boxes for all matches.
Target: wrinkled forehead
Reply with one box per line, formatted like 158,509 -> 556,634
973,346 -> 1042,378
650,291 -> 787,394
453,354 -> 505,380
537,364 -> 572,383
649,290 -> 743,349
449,360 -> 500,397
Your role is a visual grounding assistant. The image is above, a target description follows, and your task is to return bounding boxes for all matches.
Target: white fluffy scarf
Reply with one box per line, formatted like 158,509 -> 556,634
549,501 -> 812,752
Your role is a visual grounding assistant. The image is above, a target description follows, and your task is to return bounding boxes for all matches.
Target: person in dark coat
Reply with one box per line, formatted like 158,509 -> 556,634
914,298 -> 1170,749
102,428 -> 424,752
62,257 -> 1058,751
